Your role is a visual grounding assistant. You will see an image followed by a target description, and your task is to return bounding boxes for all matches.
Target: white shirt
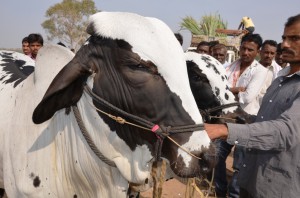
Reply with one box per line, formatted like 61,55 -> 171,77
259,60 -> 281,104
269,60 -> 282,80
226,59 -> 269,115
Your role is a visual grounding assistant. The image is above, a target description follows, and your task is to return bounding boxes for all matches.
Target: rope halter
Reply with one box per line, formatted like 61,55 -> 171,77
74,84 -> 205,166
199,102 -> 240,122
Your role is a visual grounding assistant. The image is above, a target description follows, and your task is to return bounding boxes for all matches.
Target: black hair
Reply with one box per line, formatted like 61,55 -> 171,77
276,42 -> 282,53
197,41 -> 210,48
241,33 -> 263,49
261,40 -> 277,49
22,37 -> 29,43
28,33 -> 44,45
285,14 -> 300,27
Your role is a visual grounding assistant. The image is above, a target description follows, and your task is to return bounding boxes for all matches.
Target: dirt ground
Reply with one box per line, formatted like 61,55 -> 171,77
140,152 -> 234,198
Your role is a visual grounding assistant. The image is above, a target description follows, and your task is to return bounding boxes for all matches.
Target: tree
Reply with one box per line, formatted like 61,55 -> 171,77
42,0 -> 98,51
180,12 -> 228,37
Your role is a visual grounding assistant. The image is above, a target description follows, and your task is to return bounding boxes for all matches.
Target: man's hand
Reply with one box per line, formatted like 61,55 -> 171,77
204,123 -> 229,140
230,87 -> 246,94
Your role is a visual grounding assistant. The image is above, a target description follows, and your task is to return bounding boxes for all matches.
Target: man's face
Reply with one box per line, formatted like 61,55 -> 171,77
239,41 -> 259,64
29,42 -> 43,56
259,44 -> 277,67
196,45 -> 210,54
282,22 -> 300,64
212,48 -> 227,64
22,41 -> 31,55
275,51 -> 286,67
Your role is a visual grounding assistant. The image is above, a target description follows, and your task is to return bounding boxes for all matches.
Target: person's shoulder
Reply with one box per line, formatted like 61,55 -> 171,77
253,60 -> 268,72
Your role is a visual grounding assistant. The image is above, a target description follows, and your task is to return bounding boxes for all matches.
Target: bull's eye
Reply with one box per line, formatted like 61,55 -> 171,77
191,74 -> 201,81
129,64 -> 150,72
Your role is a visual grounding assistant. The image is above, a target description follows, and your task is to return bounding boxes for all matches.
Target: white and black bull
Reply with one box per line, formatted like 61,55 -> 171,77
185,52 -> 252,124
0,12 -> 216,198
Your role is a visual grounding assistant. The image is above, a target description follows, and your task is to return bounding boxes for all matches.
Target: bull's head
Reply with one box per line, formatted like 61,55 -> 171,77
32,12 -> 216,184
185,52 -> 253,124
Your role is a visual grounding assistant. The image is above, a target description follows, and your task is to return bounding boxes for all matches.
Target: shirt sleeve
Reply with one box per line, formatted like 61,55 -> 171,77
238,66 -> 268,104
227,95 -> 300,151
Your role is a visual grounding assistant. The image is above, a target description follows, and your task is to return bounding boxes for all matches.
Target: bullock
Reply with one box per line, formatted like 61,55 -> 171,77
185,52 -> 252,124
130,52 -> 253,197
0,12 -> 216,197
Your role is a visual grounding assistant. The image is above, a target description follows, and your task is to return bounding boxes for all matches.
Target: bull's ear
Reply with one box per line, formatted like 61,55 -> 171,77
32,58 -> 92,124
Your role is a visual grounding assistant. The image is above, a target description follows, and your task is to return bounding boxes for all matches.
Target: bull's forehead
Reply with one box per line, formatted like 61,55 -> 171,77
89,12 -> 202,122
185,52 -> 236,104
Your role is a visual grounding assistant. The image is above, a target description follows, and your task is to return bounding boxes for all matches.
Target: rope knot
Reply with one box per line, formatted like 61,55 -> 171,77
109,114 -> 126,124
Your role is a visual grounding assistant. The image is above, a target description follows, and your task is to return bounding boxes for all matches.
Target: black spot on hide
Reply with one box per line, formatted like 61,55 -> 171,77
33,176 -> 41,187
215,87 -> 220,96
0,51 -> 34,87
225,93 -> 229,100
29,172 -> 41,188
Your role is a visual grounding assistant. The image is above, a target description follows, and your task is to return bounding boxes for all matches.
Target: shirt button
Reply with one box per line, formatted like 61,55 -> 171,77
261,116 -> 264,119
243,164 -> 246,168
269,100 -> 272,102
234,140 -> 238,145
248,149 -> 251,151
279,84 -> 282,87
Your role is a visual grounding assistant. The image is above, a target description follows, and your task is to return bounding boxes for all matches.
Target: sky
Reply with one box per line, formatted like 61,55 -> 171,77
1,0 -> 300,50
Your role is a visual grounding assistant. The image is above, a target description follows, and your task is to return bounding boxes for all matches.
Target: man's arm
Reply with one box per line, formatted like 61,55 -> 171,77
238,22 -> 243,30
205,96 -> 300,151
204,123 -> 228,140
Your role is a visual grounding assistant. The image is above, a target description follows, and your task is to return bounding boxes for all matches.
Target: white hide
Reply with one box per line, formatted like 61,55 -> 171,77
185,52 -> 237,114
1,46 -> 130,197
0,12 -> 212,198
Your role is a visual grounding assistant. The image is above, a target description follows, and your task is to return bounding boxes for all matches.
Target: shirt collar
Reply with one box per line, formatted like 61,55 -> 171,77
278,66 -> 300,77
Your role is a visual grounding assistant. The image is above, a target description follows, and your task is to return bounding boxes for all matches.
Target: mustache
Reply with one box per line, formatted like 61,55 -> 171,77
282,48 -> 294,55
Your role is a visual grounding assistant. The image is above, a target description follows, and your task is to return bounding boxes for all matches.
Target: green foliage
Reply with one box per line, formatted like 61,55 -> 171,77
180,12 -> 228,37
42,0 -> 98,51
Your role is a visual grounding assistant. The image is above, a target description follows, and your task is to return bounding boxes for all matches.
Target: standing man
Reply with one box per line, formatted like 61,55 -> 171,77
259,40 -> 282,104
226,34 -> 269,114
238,16 -> 255,34
211,44 -> 230,68
259,40 -> 282,80
27,33 -> 44,61
214,33 -> 269,198
205,14 -> 300,198
21,37 -> 31,56
196,41 -> 210,54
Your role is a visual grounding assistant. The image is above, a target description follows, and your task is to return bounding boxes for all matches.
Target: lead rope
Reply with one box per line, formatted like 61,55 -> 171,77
72,105 -> 117,167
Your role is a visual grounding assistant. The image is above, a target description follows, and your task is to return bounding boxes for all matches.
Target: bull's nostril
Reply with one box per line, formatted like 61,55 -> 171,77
202,166 -> 209,173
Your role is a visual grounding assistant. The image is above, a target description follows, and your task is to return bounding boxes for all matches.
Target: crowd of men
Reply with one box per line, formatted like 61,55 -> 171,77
174,14 -> 300,198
